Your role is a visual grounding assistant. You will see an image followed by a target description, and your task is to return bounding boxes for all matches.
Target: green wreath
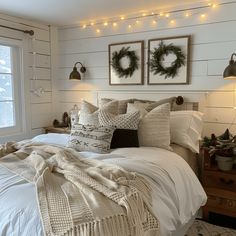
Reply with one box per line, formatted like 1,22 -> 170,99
111,47 -> 139,78
150,41 -> 186,79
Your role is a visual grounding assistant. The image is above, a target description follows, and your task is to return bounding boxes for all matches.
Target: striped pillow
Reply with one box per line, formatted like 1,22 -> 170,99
130,103 -> 171,150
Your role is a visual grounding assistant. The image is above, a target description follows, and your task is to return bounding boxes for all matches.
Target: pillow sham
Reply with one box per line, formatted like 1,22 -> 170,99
128,103 -> 171,150
100,98 -> 133,114
79,100 -> 118,126
133,96 -> 176,112
170,111 -> 204,153
68,124 -> 115,153
110,129 -> 139,148
100,96 -> 176,114
98,110 -> 140,130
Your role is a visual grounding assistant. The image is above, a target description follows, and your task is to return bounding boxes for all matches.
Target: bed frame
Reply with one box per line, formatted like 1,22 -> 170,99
95,91 -> 205,111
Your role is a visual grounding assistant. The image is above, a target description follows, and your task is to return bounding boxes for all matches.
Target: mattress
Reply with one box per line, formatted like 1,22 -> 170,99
0,133 -> 207,236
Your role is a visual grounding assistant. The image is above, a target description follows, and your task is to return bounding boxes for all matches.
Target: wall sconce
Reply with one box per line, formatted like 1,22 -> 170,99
223,53 -> 236,79
69,62 -> 86,80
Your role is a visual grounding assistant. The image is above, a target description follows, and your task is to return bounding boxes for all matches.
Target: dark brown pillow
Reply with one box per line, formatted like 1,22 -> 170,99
110,129 -> 139,149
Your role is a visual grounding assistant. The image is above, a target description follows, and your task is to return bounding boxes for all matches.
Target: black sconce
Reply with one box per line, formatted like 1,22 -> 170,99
69,62 -> 86,80
223,53 -> 236,79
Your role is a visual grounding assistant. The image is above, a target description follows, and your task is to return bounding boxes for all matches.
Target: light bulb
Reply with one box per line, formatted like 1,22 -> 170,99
128,25 -> 132,29
113,22 -> 117,27
120,16 -> 125,20
96,29 -> 100,33
103,22 -> 108,26
165,13 -> 170,18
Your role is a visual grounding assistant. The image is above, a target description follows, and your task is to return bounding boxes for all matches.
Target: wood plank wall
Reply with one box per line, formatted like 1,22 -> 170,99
57,1 -> 236,137
0,13 -> 52,141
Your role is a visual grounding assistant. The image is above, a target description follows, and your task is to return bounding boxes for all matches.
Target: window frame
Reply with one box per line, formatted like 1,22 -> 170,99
0,37 -> 24,136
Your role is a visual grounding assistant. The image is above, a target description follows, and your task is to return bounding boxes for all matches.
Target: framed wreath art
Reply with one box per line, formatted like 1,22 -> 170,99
148,35 -> 190,85
109,41 -> 144,85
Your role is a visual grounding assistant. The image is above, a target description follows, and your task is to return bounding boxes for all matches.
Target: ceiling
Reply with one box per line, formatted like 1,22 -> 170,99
0,0 -> 207,26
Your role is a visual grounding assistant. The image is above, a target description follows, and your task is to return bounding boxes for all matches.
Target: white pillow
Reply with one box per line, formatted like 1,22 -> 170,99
79,100 -> 118,126
170,111 -> 203,153
128,103 -> 171,150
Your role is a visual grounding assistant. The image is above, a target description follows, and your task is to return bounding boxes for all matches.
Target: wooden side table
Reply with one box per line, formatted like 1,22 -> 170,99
201,148 -> 236,220
44,126 -> 71,134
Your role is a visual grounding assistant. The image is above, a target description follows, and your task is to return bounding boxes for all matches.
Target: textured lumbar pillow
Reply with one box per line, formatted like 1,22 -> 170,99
68,124 -> 115,153
79,100 -> 118,126
129,103 -> 171,150
98,110 -> 140,130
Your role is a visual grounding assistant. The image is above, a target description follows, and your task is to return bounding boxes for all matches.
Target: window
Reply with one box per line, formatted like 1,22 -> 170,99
0,41 -> 23,135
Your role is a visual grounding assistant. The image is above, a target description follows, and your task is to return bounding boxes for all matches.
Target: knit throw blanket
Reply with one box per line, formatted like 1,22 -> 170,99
0,142 -> 159,236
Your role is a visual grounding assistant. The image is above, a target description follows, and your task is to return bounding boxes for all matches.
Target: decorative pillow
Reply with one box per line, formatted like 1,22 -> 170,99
98,110 -> 140,130
110,129 -> 139,148
68,124 -> 115,153
100,98 -> 133,114
133,96 -> 176,112
79,100 -> 118,126
170,111 -> 204,153
127,103 -> 148,118
100,96 -> 176,114
132,103 -> 171,150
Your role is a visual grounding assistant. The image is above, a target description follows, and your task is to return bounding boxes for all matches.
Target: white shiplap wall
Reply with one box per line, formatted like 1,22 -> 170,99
0,13 -> 52,142
57,1 -> 236,137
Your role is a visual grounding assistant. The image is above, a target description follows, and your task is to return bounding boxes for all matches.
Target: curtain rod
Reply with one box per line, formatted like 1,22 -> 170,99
0,25 -> 34,36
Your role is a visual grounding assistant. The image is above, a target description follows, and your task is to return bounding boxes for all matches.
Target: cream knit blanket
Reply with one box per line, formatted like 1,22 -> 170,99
0,142 -> 159,236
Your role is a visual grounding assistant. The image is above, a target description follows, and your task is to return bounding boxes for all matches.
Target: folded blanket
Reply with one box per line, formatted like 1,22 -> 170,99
0,142 -> 159,236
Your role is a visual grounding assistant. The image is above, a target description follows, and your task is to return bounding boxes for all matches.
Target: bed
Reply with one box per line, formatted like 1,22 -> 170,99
0,95 -> 207,236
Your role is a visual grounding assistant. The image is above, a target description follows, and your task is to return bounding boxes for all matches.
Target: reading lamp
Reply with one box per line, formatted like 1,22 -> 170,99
69,62 -> 86,80
223,53 -> 236,79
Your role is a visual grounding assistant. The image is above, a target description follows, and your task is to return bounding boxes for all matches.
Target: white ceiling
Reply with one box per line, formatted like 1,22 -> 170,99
0,0 -> 207,26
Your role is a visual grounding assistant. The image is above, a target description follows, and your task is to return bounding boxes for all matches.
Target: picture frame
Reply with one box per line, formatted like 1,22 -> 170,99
148,35 -> 190,85
109,41 -> 144,85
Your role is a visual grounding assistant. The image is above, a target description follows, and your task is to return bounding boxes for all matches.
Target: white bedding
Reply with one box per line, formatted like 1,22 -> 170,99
0,134 -> 207,236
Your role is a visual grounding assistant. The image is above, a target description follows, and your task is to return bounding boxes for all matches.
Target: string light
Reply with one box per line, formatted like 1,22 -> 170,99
80,2 -> 224,32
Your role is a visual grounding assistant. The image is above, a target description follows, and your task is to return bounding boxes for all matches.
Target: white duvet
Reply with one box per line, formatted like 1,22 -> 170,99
0,134 -> 207,236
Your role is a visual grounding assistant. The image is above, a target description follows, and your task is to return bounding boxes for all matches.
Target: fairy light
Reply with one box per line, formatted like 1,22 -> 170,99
185,12 -> 190,17
79,2 -> 225,32
152,20 -> 157,25
200,13 -> 206,18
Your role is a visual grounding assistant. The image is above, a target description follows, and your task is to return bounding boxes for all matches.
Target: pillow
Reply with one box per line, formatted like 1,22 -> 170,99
100,96 -> 176,114
133,96 -> 176,112
98,110 -> 140,130
100,98 -> 133,114
79,100 -> 118,126
110,129 -> 139,148
127,102 -> 148,118
129,103 -> 171,150
68,124 -> 115,153
170,111 -> 204,153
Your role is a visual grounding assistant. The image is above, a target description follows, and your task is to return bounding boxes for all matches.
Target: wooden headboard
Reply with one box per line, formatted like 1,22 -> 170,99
95,91 -> 205,111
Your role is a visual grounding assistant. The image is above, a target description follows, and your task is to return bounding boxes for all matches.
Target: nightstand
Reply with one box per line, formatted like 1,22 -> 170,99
201,148 -> 236,220
44,126 -> 71,134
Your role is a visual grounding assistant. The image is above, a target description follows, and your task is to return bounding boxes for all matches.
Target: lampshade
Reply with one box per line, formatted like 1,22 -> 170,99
223,53 -> 236,79
69,62 -> 86,80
